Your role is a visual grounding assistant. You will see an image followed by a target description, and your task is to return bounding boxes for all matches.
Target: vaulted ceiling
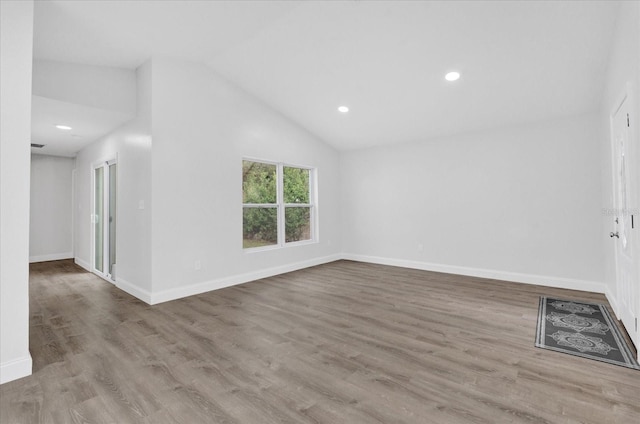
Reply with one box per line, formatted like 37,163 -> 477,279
33,0 -> 620,154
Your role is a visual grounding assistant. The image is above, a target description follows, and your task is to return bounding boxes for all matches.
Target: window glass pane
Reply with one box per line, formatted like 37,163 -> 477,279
243,207 -> 278,248
283,166 -> 309,204
243,161 -> 276,204
285,207 -> 311,243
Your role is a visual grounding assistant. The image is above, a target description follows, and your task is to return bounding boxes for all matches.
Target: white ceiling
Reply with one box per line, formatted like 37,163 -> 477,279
31,96 -> 133,157
33,0 -> 301,68
33,0 -> 620,151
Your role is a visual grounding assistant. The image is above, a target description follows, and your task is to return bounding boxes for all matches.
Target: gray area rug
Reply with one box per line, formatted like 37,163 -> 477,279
535,296 -> 640,370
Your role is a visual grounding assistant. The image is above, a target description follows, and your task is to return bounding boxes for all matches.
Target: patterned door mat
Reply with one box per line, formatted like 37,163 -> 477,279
535,297 -> 639,370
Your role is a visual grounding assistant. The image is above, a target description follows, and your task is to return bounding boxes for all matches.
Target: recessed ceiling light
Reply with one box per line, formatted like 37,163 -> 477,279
444,71 -> 460,81
55,125 -> 72,130
338,106 -> 349,113
445,71 -> 460,82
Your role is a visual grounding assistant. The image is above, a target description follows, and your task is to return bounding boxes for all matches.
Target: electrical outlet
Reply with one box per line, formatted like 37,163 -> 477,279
417,243 -> 424,252
194,260 -> 201,270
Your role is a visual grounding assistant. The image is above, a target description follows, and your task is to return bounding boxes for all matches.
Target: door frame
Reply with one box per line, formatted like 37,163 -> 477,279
90,156 -> 118,283
608,81 -> 639,355
71,168 -> 76,260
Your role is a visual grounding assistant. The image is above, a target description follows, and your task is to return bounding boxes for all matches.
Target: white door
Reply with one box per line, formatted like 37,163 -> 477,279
610,92 -> 638,352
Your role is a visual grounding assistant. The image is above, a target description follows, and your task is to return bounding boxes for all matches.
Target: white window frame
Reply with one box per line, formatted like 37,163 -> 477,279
90,156 -> 118,283
243,158 -> 317,252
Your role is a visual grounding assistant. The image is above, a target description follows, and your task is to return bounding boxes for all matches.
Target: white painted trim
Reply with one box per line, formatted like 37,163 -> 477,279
150,254 -> 342,305
242,159 -> 317,250
342,253 -> 606,294
74,257 -> 91,272
116,277 -> 152,304
605,284 -> 620,318
71,168 -> 76,260
0,355 -> 32,385
29,251 -> 73,263
83,252 -> 609,311
91,157 -> 117,278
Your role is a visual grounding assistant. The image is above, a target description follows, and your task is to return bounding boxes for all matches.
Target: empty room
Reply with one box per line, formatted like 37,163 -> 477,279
1,0 -> 639,423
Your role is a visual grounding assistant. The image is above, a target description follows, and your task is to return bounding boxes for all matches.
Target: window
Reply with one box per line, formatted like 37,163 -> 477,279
242,160 -> 315,249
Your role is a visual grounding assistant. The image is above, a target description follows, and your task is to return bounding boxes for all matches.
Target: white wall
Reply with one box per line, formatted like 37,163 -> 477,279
149,58 -> 342,302
32,59 -> 137,116
0,0 -> 34,384
71,57 -> 342,304
341,113 -> 604,292
74,61 -> 152,296
599,1 -> 640,322
29,154 -> 74,262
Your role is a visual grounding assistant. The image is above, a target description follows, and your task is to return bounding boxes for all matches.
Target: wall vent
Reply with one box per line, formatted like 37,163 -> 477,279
30,143 -> 45,148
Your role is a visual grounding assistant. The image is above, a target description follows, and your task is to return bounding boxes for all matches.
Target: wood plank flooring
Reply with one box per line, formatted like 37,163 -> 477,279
1,259 -> 638,423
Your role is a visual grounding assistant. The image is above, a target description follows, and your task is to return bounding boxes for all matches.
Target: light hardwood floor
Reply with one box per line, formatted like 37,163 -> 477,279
1,260 -> 638,423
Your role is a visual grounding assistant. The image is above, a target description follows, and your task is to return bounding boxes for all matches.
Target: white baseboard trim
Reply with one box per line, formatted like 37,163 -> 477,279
29,252 -> 73,263
342,253 -> 605,294
150,254 -> 342,305
74,257 -> 92,272
78,252 -> 606,307
0,355 -> 32,385
116,277 -> 153,304
604,285 -> 620,317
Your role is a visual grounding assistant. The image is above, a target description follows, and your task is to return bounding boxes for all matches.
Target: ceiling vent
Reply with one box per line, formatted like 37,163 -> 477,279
31,143 -> 45,148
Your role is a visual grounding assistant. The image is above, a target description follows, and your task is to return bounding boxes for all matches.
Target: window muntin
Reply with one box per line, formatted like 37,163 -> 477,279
242,160 -> 315,249
283,166 -> 312,243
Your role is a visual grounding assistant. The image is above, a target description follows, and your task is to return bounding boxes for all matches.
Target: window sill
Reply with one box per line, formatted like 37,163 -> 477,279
243,239 -> 318,253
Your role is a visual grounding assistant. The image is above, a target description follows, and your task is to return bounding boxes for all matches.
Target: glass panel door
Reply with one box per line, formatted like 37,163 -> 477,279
94,167 -> 104,273
108,163 -> 117,278
94,160 -> 117,281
